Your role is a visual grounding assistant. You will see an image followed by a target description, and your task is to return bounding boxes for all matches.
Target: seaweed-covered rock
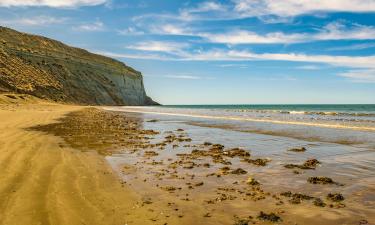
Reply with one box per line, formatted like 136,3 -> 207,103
308,176 -> 335,184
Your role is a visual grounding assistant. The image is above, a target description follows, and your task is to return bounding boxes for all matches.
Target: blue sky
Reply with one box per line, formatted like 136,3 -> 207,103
1,0 -> 375,104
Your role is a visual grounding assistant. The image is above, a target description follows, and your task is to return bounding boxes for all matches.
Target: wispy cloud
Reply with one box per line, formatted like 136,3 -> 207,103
327,43 -> 375,51
200,21 -> 375,44
126,41 -> 189,53
99,47 -> 375,70
296,65 -> 321,70
117,27 -> 144,35
150,24 -> 193,36
0,0 -> 107,8
73,21 -> 105,31
339,69 -> 375,83
164,75 -> 203,80
233,0 -> 375,17
0,16 -> 67,26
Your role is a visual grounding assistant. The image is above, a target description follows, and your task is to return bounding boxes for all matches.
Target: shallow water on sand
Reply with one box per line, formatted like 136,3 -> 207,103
104,109 -> 375,225
108,106 -> 375,149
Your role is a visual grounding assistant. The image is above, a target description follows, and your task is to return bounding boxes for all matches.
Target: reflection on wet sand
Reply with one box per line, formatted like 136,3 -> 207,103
32,108 -> 375,225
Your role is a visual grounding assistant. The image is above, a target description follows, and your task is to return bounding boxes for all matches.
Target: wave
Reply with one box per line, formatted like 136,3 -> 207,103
103,107 -> 375,132
230,109 -> 375,117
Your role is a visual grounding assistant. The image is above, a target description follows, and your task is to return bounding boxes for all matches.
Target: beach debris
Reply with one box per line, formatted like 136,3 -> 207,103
176,128 -> 184,132
147,119 -> 159,122
257,211 -> 281,222
327,193 -> 344,202
288,147 -> 307,152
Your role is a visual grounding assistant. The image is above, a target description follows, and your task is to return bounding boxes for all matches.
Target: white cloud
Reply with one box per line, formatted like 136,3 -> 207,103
314,22 -> 375,41
233,0 -> 375,17
152,24 -> 193,36
0,15 -> 67,26
164,75 -> 202,80
183,1 -> 226,13
117,27 -> 144,35
201,30 -> 305,44
339,69 -> 375,83
126,41 -> 189,53
0,0 -> 107,8
327,43 -> 375,51
200,22 -> 375,44
99,47 -> 375,71
74,21 -> 104,31
96,51 -> 171,60
296,65 -> 321,70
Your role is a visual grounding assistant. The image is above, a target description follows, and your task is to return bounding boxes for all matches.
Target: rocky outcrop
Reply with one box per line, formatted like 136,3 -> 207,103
0,26 -> 158,105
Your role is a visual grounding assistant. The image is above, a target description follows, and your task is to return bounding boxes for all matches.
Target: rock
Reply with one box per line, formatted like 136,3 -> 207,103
327,193 -> 344,202
246,177 -> 260,185
231,168 -> 247,175
284,158 -> 320,169
243,158 -> 269,166
308,176 -> 335,184
288,147 -> 307,152
257,211 -> 281,222
313,198 -> 326,207
233,219 -> 249,225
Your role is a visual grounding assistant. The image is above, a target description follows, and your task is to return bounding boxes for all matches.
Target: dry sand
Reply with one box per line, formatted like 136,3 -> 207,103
0,94 -> 162,225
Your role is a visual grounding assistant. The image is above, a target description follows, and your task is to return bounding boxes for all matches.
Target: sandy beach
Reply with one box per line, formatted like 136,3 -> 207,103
1,94 -> 374,225
0,95 -> 170,225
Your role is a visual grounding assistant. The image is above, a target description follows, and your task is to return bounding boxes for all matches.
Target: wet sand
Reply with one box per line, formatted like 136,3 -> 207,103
0,97 -> 374,225
0,100 -> 176,225
105,110 -> 375,225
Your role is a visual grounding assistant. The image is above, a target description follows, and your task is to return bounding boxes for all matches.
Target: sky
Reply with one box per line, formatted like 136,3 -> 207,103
0,0 -> 375,104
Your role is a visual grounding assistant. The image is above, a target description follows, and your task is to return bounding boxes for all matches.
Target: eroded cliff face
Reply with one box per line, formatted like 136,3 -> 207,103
0,26 -> 158,105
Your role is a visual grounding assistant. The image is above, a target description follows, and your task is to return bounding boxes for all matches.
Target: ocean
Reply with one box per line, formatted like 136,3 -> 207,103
105,104 -> 375,149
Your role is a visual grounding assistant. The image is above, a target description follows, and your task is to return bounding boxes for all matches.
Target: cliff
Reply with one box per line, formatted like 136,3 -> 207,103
0,26 -> 158,105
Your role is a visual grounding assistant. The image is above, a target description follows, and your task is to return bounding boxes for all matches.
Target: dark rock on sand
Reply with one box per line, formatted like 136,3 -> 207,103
288,147 -> 307,152
308,176 -> 335,184
231,168 -> 247,175
284,158 -> 320,169
313,198 -> 326,207
257,211 -> 281,222
327,193 -> 345,202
